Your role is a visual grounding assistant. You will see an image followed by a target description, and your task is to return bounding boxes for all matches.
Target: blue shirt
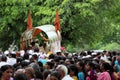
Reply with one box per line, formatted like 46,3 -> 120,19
115,60 -> 120,72
78,72 -> 85,80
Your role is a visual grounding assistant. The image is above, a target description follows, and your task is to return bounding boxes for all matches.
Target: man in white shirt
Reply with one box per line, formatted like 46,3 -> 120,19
56,64 -> 73,80
0,55 -> 9,68
7,51 -> 16,66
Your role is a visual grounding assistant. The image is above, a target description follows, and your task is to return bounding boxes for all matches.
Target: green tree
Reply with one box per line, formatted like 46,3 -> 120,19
1,0 -> 120,51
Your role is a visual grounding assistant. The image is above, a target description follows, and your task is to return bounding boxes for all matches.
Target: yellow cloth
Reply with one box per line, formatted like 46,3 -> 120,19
72,76 -> 78,80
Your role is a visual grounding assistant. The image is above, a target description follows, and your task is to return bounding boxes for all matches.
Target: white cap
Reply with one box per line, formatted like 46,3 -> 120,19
92,52 -> 97,55
4,50 -> 9,55
68,53 -> 72,58
28,50 -> 33,55
82,56 -> 86,58
73,53 -> 76,55
20,50 -> 25,57
86,55 -> 91,58
11,51 -> 16,54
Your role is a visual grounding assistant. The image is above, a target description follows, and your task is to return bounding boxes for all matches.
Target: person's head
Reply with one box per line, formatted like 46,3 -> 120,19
85,62 -> 94,71
112,51 -> 117,56
50,71 -> 61,80
69,64 -> 78,77
76,61 -> 84,71
56,52 -> 62,56
14,73 -> 28,80
49,54 -> 55,59
65,59 -> 70,65
45,62 -> 54,70
100,62 -> 111,72
21,61 -> 29,68
10,52 -> 16,58
103,50 -> 107,54
106,51 -> 110,56
0,65 -> 13,80
43,70 -> 51,80
23,53 -> 29,60
32,54 -> 38,61
16,57 -> 23,64
29,62 -> 43,79
29,63 -> 41,72
37,61 -> 43,68
81,51 -> 86,56
95,64 -> 101,73
34,48 -> 39,53
25,67 -> 35,80
56,64 -> 68,79
1,54 -> 7,62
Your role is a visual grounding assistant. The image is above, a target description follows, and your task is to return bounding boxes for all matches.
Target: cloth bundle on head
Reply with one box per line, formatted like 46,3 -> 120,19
20,50 -> 25,57
92,52 -> 97,55
4,50 -> 9,55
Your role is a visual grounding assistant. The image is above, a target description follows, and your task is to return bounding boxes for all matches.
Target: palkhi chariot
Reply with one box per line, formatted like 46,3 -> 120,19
20,10 -> 61,54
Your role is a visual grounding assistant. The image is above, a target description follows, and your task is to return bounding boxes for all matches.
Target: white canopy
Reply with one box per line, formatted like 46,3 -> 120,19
20,24 -> 61,53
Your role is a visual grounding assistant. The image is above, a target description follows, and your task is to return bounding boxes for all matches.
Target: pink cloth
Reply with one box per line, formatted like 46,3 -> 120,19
86,77 -> 90,80
97,72 -> 111,80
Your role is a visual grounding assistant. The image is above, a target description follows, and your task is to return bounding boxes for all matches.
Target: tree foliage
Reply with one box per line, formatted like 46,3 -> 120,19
0,0 -> 120,51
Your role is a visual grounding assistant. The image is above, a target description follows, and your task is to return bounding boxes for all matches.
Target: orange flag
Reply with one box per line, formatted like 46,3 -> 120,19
27,10 -> 32,30
54,10 -> 61,31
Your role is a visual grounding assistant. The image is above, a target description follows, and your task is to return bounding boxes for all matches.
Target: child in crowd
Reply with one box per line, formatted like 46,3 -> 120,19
76,61 -> 85,80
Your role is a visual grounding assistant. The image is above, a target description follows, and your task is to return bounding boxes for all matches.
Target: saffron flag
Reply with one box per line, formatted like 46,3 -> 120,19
54,10 -> 61,31
27,10 -> 32,30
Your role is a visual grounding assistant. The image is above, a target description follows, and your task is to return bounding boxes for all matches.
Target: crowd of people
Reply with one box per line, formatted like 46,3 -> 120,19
0,46 -> 120,80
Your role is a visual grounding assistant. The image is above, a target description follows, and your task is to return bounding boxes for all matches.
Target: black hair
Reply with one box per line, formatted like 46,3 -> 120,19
10,54 -> 16,58
101,62 -> 114,80
50,70 -> 61,80
78,61 -> 85,74
46,62 -> 54,69
69,64 -> 78,76
56,52 -> 61,55
14,73 -> 28,80
23,53 -> 29,60
1,65 -> 13,72
43,70 -> 51,80
16,57 -> 23,63
0,65 -> 13,78
34,48 -> 39,52
1,55 -> 7,61
87,50 -> 92,55
87,61 -> 94,69
49,54 -> 55,59
101,62 -> 111,71
37,61 -> 43,68
32,54 -> 38,60
21,61 -> 29,68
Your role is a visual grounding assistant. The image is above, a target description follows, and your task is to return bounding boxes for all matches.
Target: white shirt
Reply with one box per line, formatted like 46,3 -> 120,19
100,55 -> 108,61
62,75 -> 73,80
7,57 -> 16,65
0,61 -> 9,68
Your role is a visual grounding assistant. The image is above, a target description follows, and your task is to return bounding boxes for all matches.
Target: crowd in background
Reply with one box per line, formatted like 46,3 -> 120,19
1,44 -> 120,80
